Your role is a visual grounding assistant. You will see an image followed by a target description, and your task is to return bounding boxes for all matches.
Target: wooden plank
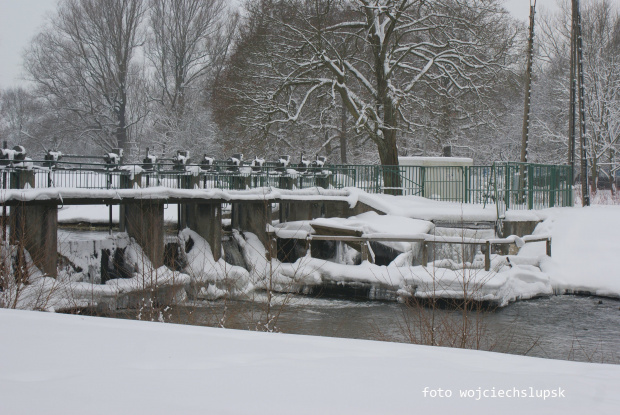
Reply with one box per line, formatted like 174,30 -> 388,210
310,224 -> 364,251
310,224 -> 363,238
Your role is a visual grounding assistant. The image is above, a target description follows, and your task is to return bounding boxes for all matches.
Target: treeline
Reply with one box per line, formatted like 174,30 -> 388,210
0,0 -> 618,186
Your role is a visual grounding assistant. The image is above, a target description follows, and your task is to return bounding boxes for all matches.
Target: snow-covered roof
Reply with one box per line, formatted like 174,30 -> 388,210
398,156 -> 473,166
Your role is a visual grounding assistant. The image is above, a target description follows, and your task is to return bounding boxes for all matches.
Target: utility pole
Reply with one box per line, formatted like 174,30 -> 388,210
569,0 -> 590,206
519,1 -> 536,203
520,1 -> 536,166
576,0 -> 590,206
568,0 -> 577,169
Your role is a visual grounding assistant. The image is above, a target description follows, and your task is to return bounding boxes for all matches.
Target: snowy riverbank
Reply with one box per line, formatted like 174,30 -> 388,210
0,309 -> 618,414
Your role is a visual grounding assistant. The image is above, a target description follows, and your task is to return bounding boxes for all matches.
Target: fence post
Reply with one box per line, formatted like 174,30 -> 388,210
550,166 -> 557,208
361,242 -> 369,262
569,165 -> 574,206
528,164 -> 534,210
422,242 -> 428,266
464,166 -> 470,204
504,165 -> 510,210
546,238 -> 552,257
484,241 -> 491,271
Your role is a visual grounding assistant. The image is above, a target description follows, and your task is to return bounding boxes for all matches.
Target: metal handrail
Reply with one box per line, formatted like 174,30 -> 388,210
1,159 -> 573,210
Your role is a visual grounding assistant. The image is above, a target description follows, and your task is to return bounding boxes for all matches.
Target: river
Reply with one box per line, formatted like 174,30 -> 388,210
60,229 -> 620,364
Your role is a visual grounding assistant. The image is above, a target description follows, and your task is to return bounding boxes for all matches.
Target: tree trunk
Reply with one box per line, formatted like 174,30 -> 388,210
340,101 -> 348,164
377,128 -> 402,195
590,159 -> 597,194
610,149 -> 616,196
116,100 -> 129,157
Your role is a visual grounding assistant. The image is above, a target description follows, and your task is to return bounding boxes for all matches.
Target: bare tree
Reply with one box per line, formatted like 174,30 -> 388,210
228,0 -> 515,193
581,0 -> 620,193
535,0 -> 620,191
25,0 -> 146,157
0,87 -> 74,155
146,0 -> 238,155
0,88 -> 39,147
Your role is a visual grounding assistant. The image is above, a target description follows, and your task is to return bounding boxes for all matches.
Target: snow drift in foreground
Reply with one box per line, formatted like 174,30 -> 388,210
0,309 -> 618,415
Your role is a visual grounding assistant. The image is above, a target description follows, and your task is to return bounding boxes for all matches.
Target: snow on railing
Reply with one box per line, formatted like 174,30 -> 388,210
0,156 -> 573,210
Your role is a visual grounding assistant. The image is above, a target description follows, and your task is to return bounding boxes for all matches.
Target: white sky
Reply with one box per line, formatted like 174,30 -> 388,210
0,0 -> 560,90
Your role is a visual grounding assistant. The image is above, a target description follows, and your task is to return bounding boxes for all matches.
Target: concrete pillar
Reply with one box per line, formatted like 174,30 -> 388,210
232,201 -> 272,247
323,200 -> 379,219
125,200 -> 164,268
9,170 -> 58,278
323,200 -> 350,218
279,176 -> 295,190
179,175 -> 201,230
231,175 -> 251,190
501,220 -> 540,238
280,202 -> 323,223
315,174 -> 331,189
119,172 -> 143,232
11,205 -> 58,278
185,203 -> 222,261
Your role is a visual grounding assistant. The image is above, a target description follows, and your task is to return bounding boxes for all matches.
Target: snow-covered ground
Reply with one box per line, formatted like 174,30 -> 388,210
521,205 -> 620,298
0,309 -> 618,415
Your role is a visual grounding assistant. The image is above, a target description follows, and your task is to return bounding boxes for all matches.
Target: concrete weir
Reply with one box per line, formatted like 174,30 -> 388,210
2,176 -> 363,279
9,171 -> 58,278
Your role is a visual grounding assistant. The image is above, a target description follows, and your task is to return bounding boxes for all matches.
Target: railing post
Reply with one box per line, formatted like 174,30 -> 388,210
528,164 -> 534,210
361,242 -> 369,262
463,166 -> 468,203
420,166 -> 426,198
505,164 -> 510,210
422,242 -> 428,266
1,168 -> 6,242
550,166 -> 557,208
484,241 -> 491,271
569,165 -> 574,206
546,237 -> 552,257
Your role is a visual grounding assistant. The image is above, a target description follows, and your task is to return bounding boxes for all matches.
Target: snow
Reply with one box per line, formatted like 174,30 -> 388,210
0,309 -> 618,414
179,228 -> 251,292
4,185 -> 620,306
399,156 -> 474,166
255,202 -> 620,306
519,205 -> 620,298
118,164 -> 144,179
46,151 -> 63,161
1,236 -> 191,312
356,192 -> 499,222
310,211 -> 433,252
270,221 -> 314,239
57,204 -> 178,224
1,186 -> 356,204
47,189 -> 620,306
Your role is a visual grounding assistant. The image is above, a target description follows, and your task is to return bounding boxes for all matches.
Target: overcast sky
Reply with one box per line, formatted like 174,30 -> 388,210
0,0 -> 560,90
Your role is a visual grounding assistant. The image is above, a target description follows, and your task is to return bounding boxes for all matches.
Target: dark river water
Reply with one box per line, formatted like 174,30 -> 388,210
60,229 -> 620,364
125,293 -> 620,365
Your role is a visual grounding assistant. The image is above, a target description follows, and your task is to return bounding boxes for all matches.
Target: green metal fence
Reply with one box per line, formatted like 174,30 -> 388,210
491,162 -> 573,217
1,160 -> 573,212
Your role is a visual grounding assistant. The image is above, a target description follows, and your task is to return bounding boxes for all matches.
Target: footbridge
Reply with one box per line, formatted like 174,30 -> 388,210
0,147 -> 571,278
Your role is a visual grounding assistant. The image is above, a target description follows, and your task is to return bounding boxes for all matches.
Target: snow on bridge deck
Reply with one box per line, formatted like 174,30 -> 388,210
0,186 -> 360,206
